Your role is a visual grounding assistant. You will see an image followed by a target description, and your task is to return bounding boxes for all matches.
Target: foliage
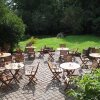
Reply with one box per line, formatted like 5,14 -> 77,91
61,6 -> 83,34
67,69 -> 100,100
10,0 -> 100,36
0,0 -> 25,51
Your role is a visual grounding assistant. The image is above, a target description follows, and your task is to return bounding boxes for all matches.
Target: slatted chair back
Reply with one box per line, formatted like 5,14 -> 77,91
0,70 -> 13,88
33,62 -> 40,76
47,61 -> 54,74
95,48 -> 100,53
63,54 -> 73,62
91,60 -> 98,69
89,47 -> 96,53
27,48 -> 35,53
26,42 -> 33,47
14,53 -> 24,62
59,44 -> 66,48
4,56 -> 12,64
0,60 -> 5,67
60,50 -> 68,56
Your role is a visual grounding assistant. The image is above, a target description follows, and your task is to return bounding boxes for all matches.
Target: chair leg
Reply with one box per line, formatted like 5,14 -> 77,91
28,76 -> 37,85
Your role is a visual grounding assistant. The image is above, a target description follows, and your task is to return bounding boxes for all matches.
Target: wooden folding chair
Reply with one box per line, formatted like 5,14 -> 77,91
80,49 -> 90,68
14,53 -> 24,62
27,48 -> 35,60
38,49 -> 44,58
0,70 -> 13,89
4,56 -> 12,64
47,61 -> 62,81
63,54 -> 73,62
59,44 -> 66,48
25,62 -> 40,85
48,52 -> 55,62
80,56 -> 90,68
91,60 -> 98,70
59,50 -> 69,63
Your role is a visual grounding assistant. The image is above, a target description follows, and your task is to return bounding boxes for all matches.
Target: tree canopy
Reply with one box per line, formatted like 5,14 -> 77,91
0,0 -> 25,51
9,0 -> 100,36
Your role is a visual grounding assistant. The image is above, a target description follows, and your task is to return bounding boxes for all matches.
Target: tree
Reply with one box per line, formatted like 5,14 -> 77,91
10,0 -> 100,35
0,0 -> 25,51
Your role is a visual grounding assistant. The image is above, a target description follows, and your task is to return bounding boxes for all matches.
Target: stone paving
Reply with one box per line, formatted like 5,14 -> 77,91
0,51 -> 89,100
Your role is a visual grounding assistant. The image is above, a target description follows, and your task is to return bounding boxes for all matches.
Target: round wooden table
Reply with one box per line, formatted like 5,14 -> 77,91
89,53 -> 100,58
57,48 -> 69,51
5,62 -> 24,83
25,46 -> 36,49
0,53 -> 11,58
60,62 -> 80,70
5,62 -> 24,70
60,62 -> 80,76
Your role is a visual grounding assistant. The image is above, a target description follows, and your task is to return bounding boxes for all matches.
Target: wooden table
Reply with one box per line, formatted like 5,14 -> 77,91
89,53 -> 100,58
60,62 -> 80,76
89,53 -> 100,67
57,48 -> 69,51
25,46 -> 36,49
5,62 -> 24,83
0,53 -> 11,58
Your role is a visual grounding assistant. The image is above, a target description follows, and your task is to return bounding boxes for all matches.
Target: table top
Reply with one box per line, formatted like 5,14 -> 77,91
0,53 -> 11,58
0,67 -> 5,71
57,48 -> 69,51
5,62 -> 24,70
60,62 -> 80,70
25,46 -> 36,49
89,53 -> 100,58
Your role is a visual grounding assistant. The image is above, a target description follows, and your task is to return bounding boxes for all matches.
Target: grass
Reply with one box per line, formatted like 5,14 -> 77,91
19,35 -> 100,52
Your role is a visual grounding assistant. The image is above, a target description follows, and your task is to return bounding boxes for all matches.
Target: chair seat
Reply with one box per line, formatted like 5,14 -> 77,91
2,75 -> 13,81
25,70 -> 35,75
81,58 -> 89,61
82,69 -> 92,75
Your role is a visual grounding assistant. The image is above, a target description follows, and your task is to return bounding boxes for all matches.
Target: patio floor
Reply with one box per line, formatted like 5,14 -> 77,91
0,51 -> 86,100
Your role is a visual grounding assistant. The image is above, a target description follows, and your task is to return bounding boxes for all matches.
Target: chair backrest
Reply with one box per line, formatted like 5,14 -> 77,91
60,50 -> 68,56
91,60 -> 98,69
4,56 -> 12,63
14,53 -> 24,62
89,47 -> 96,53
63,54 -> 73,62
33,62 -> 40,76
27,48 -> 35,53
95,48 -> 100,53
26,42 -> 33,47
0,61 -> 5,67
59,44 -> 66,48
47,61 -> 54,73
82,49 -> 88,55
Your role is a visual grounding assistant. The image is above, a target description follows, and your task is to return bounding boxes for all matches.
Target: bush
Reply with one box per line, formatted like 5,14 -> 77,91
67,69 -> 100,100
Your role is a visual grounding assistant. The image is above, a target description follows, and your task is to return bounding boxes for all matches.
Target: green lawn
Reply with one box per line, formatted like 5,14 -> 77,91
19,35 -> 100,52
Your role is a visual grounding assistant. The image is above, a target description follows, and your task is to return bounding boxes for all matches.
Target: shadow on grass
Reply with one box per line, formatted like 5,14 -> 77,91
62,35 -> 100,44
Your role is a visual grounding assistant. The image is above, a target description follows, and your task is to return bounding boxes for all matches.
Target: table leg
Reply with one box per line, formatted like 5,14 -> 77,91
10,70 -> 20,83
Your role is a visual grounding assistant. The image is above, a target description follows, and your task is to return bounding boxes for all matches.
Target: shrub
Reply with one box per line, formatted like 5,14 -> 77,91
67,69 -> 100,100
